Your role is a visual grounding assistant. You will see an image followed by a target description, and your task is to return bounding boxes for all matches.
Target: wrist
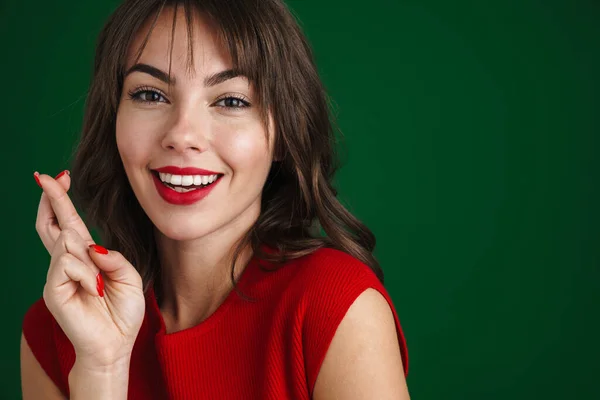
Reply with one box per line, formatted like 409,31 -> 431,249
68,358 -> 131,400
71,355 -> 132,374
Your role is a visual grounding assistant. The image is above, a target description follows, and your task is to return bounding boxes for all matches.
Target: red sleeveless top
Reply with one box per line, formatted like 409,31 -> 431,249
23,247 -> 408,399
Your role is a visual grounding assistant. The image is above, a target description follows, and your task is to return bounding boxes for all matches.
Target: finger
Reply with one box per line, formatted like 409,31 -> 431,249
88,245 -> 143,289
54,170 -> 71,190
36,172 -> 72,253
35,173 -> 94,245
47,228 -> 94,277
46,252 -> 101,298
47,229 -> 101,299
60,228 -> 99,274
36,191 -> 60,254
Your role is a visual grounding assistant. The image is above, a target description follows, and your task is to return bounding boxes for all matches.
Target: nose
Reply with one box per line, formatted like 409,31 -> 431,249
161,108 -> 210,154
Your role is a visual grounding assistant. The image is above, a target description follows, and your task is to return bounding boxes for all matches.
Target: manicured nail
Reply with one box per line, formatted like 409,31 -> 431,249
89,244 -> 109,255
33,171 -> 42,188
96,273 -> 105,297
54,170 -> 70,180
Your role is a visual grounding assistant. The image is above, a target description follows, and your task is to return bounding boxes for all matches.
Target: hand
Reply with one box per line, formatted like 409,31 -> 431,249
35,170 -> 91,253
34,171 -> 146,369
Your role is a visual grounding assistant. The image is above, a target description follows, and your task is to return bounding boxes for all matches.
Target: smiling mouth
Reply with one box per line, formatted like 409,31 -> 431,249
150,170 -> 223,193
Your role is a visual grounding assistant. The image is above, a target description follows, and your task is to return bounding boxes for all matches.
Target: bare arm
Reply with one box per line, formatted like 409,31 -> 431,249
312,288 -> 410,400
21,332 -> 131,399
21,332 -> 66,400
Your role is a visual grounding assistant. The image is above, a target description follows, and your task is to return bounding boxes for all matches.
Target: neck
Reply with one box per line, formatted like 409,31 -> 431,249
152,197 -> 262,332
154,234 -> 254,332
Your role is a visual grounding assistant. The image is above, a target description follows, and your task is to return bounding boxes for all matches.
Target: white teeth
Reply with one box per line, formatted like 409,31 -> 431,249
170,175 -> 182,185
157,172 -> 219,187
181,175 -> 194,186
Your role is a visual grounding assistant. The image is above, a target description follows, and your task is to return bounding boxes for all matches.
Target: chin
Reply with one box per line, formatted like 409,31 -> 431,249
152,217 -> 216,242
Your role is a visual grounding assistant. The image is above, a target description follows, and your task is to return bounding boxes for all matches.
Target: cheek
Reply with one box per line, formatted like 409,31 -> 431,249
218,130 -> 270,171
116,110 -> 156,166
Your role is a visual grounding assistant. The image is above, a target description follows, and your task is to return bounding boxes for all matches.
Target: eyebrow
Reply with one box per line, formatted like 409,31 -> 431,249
124,63 -> 245,87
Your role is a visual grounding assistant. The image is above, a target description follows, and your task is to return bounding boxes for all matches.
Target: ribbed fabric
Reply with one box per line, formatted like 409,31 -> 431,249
22,247 -> 408,399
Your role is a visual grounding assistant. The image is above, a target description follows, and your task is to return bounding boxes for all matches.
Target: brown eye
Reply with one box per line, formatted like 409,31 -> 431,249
127,87 -> 168,104
214,96 -> 250,110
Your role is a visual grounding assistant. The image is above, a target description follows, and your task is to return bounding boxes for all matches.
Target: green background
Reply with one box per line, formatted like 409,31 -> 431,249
1,0 -> 598,398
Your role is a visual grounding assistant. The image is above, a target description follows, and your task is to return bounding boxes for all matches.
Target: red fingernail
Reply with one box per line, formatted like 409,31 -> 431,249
96,273 -> 105,297
33,171 -> 42,188
54,170 -> 70,179
89,244 -> 109,255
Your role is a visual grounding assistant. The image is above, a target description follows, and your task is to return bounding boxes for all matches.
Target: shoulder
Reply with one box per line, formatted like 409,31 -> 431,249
290,247 -> 398,319
290,247 -> 391,315
256,246 -> 378,303
291,247 -> 380,291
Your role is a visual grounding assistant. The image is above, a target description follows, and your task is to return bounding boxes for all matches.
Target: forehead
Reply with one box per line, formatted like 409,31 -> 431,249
125,6 -> 232,77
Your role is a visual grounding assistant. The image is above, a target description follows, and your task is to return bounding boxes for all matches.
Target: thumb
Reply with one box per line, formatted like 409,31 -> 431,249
88,245 -> 143,289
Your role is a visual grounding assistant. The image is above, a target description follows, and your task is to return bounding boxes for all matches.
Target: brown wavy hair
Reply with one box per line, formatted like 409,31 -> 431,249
71,0 -> 384,300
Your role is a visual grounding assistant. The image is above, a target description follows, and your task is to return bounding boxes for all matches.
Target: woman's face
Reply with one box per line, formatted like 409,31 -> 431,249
116,8 -> 275,242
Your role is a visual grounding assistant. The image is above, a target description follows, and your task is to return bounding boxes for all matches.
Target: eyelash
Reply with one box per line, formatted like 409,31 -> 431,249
126,86 -> 251,110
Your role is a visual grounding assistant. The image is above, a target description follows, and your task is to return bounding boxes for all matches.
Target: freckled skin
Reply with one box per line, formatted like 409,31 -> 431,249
116,7 -> 275,242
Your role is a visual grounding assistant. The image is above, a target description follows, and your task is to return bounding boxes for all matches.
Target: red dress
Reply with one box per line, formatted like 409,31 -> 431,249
23,247 -> 409,399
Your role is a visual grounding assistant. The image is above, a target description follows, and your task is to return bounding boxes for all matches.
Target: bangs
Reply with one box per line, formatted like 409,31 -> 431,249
128,0 -> 272,121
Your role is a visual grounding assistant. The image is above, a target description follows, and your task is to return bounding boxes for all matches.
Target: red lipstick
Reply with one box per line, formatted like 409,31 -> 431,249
151,167 -> 222,206
153,166 -> 221,175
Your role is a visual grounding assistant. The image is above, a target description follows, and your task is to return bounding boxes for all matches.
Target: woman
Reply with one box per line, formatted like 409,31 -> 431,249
21,0 -> 410,398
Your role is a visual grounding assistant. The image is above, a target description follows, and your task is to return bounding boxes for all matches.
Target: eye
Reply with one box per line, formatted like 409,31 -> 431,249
127,86 -> 168,104
214,95 -> 251,110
